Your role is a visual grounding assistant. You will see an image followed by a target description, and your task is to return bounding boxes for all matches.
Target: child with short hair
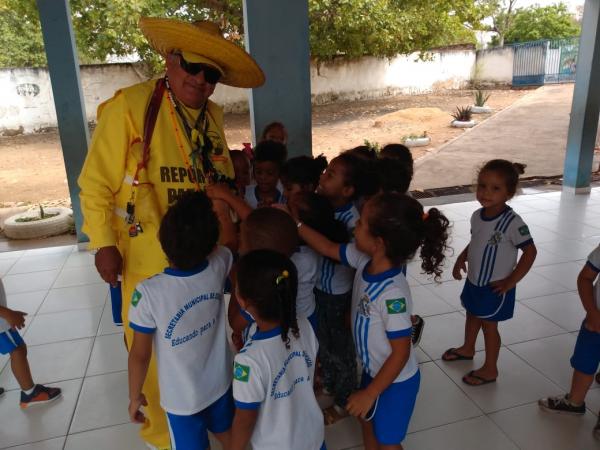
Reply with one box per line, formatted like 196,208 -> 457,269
280,155 -> 328,200
260,121 -> 288,145
245,140 -> 287,209
128,191 -> 235,450
539,244 -> 600,438
295,192 -> 450,449
230,249 -> 325,450
444,159 -> 537,387
0,278 -> 62,408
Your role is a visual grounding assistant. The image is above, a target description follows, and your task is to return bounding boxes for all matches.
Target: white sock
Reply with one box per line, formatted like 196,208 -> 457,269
23,385 -> 35,395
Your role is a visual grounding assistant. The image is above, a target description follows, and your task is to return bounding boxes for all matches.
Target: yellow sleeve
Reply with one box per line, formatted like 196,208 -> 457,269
78,91 -> 140,249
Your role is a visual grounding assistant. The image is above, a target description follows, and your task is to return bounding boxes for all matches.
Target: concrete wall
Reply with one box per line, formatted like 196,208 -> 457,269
474,47 -> 514,85
1,49 -> 476,134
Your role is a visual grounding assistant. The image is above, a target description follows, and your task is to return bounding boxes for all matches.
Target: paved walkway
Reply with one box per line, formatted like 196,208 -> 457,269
412,84 -> 575,191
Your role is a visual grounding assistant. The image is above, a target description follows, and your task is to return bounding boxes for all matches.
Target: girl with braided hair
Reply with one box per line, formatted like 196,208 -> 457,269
231,249 -> 325,450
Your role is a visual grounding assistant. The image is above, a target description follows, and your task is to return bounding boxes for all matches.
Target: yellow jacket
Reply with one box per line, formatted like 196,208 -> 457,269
78,79 -> 234,276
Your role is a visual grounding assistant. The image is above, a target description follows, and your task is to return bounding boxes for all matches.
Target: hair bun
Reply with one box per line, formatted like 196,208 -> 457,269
513,162 -> 526,175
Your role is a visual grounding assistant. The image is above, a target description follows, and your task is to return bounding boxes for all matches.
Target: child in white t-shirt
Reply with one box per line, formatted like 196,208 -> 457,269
295,192 -> 450,449
230,249 -> 325,450
128,191 -> 235,450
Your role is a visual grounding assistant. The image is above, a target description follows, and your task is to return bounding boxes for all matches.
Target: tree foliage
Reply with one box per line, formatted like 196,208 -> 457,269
504,3 -> 580,44
0,0 -> 480,70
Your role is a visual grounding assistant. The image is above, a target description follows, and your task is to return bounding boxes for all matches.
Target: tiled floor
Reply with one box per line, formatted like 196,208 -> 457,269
2,188 -> 600,449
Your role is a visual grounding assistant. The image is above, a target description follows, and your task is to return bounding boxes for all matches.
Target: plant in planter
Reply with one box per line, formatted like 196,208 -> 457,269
472,90 -> 492,114
403,131 -> 431,148
451,106 -> 475,128
4,205 -> 74,239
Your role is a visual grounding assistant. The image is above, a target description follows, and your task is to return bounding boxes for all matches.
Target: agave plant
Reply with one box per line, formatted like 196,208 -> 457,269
474,89 -> 491,107
451,106 -> 473,122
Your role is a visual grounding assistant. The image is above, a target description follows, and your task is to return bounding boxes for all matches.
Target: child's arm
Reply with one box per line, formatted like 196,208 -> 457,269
0,306 -> 27,329
577,265 -> 600,332
212,198 -> 238,252
128,331 -> 153,423
491,243 -> 537,294
230,408 -> 259,450
452,245 -> 469,280
347,336 -> 411,418
207,183 -> 252,221
297,223 -> 341,262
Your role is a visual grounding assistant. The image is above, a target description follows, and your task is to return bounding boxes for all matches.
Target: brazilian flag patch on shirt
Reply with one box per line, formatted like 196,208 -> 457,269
234,362 -> 250,382
518,225 -> 530,236
131,289 -> 142,307
386,298 -> 406,314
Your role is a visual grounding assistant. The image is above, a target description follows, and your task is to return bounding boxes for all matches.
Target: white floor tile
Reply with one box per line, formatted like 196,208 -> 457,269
22,246 -> 74,257
449,219 -> 471,238
411,285 -> 456,317
62,251 -> 95,269
521,291 -> 585,332
97,303 -> 124,336
490,402 -> 600,450
0,378 -> 81,448
537,240 -> 595,263
437,348 -> 563,414
0,338 -> 93,391
5,290 -> 48,316
418,312 -> 484,360
69,371 -> 130,434
508,333 -> 578,391
38,283 -> 108,314
325,415 -> 363,450
533,261 -> 583,291
525,224 -> 562,244
0,250 -> 24,260
8,253 -> 69,275
0,257 -> 19,276
424,280 -> 465,311
64,423 -> 147,450
404,416 -> 519,450
2,437 -> 65,450
583,387 -> 600,414
25,307 -> 103,346
2,270 -> 60,295
409,362 -> 482,433
86,333 -> 128,376
414,346 -> 431,363
52,266 -> 103,289
516,271 -> 570,300
498,303 -> 568,345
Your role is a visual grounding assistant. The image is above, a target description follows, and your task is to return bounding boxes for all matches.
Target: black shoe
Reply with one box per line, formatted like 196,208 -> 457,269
538,394 -> 586,415
0,387 -> 4,397
411,315 -> 425,346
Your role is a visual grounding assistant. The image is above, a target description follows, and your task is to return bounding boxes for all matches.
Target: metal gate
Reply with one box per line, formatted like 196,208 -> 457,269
512,37 -> 579,86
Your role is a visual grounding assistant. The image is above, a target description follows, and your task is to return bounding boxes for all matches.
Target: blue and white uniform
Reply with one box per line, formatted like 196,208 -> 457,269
461,207 -> 533,321
316,202 -> 359,295
128,246 -> 234,450
340,243 -> 420,445
233,317 -> 325,450
291,245 -> 319,329
571,245 -> 600,375
244,184 -> 284,209
0,278 -> 25,355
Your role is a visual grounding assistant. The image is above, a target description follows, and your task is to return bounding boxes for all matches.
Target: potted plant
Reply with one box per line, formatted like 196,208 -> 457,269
451,106 -> 475,128
3,205 -> 74,239
472,89 -> 492,114
403,131 -> 431,148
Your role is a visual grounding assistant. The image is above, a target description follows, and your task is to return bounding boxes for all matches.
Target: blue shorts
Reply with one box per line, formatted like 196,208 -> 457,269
360,370 -> 420,445
307,310 -> 318,334
461,279 -> 516,322
570,321 -> 600,375
166,387 -> 234,450
0,329 -> 25,355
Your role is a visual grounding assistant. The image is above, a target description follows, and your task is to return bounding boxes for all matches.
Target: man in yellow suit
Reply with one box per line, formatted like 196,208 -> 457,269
78,17 -> 264,449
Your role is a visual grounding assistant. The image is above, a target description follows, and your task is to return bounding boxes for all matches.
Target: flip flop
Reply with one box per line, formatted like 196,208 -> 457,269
442,347 -> 474,362
462,370 -> 496,386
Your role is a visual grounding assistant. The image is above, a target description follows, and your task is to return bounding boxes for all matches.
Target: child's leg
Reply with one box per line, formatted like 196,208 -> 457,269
445,312 -> 481,359
360,419 -> 379,450
10,343 -> 34,391
471,320 -> 500,381
570,369 -> 594,404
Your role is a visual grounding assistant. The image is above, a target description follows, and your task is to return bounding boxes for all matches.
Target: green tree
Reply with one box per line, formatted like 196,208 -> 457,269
477,0 -> 518,47
504,3 -> 580,44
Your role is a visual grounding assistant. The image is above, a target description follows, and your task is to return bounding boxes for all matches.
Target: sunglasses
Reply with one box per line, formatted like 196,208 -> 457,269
176,54 -> 221,84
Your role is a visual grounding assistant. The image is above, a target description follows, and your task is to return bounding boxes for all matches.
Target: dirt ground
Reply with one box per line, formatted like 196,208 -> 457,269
0,88 -> 529,205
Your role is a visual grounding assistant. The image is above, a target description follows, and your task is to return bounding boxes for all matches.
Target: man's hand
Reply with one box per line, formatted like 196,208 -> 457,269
2,309 -> 27,329
95,246 -> 122,287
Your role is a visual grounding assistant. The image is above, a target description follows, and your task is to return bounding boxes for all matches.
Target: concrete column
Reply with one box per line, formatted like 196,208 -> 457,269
563,0 -> 600,194
36,0 -> 89,240
242,0 -> 312,157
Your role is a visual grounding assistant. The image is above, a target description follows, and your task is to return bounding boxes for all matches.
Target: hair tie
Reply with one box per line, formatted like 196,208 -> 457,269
276,270 -> 289,285
422,212 -> 429,221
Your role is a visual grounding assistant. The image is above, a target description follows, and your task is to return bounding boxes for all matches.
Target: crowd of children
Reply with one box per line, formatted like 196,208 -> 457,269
2,120 -> 600,449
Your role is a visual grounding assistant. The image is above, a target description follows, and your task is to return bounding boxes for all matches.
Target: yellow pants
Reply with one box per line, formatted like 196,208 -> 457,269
122,270 -> 171,450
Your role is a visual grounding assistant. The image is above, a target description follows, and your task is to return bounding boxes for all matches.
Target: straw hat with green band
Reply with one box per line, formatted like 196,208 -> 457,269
139,17 -> 265,88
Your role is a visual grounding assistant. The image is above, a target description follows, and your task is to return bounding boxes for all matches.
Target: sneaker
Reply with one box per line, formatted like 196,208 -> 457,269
538,394 -> 586,415
20,384 -> 62,409
411,315 -> 425,346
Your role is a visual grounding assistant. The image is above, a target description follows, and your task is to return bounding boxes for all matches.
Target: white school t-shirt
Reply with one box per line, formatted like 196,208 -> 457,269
585,245 -> 600,310
467,207 -> 533,287
291,245 -> 319,318
128,246 -> 233,415
340,243 -> 418,383
244,184 -> 284,209
0,278 -> 10,333
316,202 -> 358,295
232,317 -> 324,450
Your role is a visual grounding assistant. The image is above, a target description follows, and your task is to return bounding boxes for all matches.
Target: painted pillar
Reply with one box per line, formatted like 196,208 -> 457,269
242,0 -> 312,157
563,0 -> 600,193
36,0 -> 89,240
